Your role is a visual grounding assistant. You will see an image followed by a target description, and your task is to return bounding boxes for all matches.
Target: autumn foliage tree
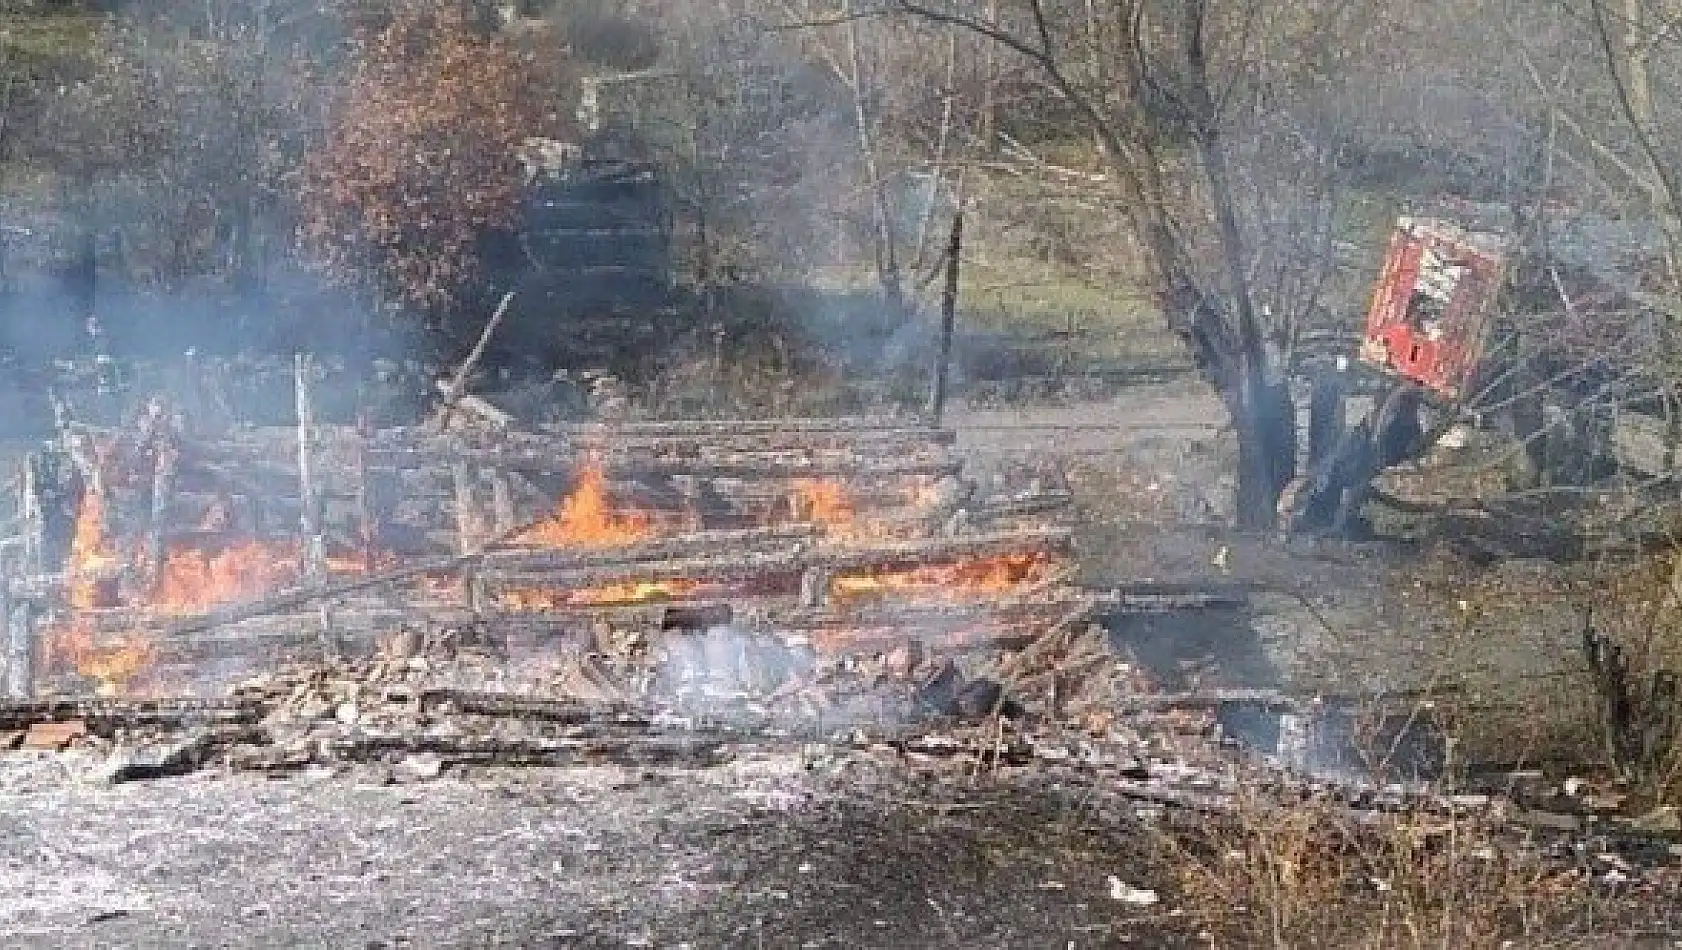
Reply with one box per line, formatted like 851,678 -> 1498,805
297,0 -> 570,314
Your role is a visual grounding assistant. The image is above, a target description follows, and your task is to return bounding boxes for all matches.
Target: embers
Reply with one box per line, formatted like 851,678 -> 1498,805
831,552 -> 1052,601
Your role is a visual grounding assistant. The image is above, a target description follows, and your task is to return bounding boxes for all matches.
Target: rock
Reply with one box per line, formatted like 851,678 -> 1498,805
394,753 -> 444,783
1628,805 -> 1681,836
915,660 -> 963,716
883,640 -> 924,680
954,678 -> 1014,720
1107,877 -> 1159,905
95,732 -> 214,784
350,764 -> 395,787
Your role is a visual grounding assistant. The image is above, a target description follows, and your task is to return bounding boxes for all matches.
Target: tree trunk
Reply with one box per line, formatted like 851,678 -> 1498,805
1182,0 -> 1294,527
1288,381 -> 1427,535
842,0 -> 903,314
1308,373 -> 1346,471
978,0 -> 999,153
1231,371 -> 1297,529
69,172 -> 96,332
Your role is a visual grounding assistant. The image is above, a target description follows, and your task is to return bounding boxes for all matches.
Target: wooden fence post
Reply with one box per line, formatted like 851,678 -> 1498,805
296,354 -> 334,656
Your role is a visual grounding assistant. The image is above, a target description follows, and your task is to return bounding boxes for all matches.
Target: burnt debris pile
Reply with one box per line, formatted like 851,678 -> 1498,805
0,358 -> 1125,710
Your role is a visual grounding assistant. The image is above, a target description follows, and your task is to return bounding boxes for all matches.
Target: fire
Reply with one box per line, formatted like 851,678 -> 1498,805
499,579 -> 703,611
150,540 -> 302,616
66,489 -> 120,612
420,572 -> 465,600
47,488 -> 159,691
324,550 -> 394,574
831,552 -> 1050,600
53,484 -> 386,690
516,463 -> 652,547
794,479 -> 855,529
907,478 -> 952,510
46,619 -> 156,694
73,633 -> 155,692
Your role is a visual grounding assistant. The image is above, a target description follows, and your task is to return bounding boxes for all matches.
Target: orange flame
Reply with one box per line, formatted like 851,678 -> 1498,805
794,479 -> 855,531
150,540 -> 302,616
66,489 -> 119,612
831,552 -> 1050,600
72,633 -> 155,692
516,463 -> 652,547
323,551 -> 393,574
46,619 -> 156,694
51,488 -> 154,690
51,457 -> 389,692
499,578 -> 702,611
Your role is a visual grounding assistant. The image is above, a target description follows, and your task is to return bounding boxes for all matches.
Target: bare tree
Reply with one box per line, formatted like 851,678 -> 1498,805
875,0 -> 1371,527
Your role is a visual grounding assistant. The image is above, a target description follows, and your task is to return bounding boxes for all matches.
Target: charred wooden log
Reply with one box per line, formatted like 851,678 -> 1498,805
310,733 -> 729,769
0,696 -> 266,731
416,689 -> 650,725
661,603 -> 731,632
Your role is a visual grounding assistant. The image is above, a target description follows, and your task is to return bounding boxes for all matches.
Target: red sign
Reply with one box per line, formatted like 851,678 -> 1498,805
1357,218 -> 1508,401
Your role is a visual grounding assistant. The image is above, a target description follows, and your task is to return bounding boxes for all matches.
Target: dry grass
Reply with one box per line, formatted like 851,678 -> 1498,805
1164,792 -> 1612,949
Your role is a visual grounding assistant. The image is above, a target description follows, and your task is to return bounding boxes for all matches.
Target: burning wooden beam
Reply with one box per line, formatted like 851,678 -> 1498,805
480,523 -> 822,570
478,527 -> 1071,593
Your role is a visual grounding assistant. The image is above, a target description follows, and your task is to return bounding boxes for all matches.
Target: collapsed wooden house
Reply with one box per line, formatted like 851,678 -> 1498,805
0,356 -> 1162,699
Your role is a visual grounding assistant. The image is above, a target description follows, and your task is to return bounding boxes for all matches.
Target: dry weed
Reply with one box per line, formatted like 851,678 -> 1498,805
1166,792 -> 1581,949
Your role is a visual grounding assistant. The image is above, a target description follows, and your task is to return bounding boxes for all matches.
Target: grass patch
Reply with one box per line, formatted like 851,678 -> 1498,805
0,11 -> 102,79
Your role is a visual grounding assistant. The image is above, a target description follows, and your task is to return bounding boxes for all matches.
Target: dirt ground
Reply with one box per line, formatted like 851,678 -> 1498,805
954,383 -> 1609,767
0,747 -> 1184,949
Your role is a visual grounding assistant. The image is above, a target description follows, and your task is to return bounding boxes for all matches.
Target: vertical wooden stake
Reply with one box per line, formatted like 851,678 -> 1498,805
296,354 -> 333,656
452,461 -> 477,556
144,443 -> 178,587
799,567 -> 829,609
19,457 -> 41,580
926,209 -> 965,423
355,411 -> 376,573
452,462 -> 484,618
490,470 -> 515,537
295,353 -> 324,577
0,553 -> 10,695
6,597 -> 33,699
